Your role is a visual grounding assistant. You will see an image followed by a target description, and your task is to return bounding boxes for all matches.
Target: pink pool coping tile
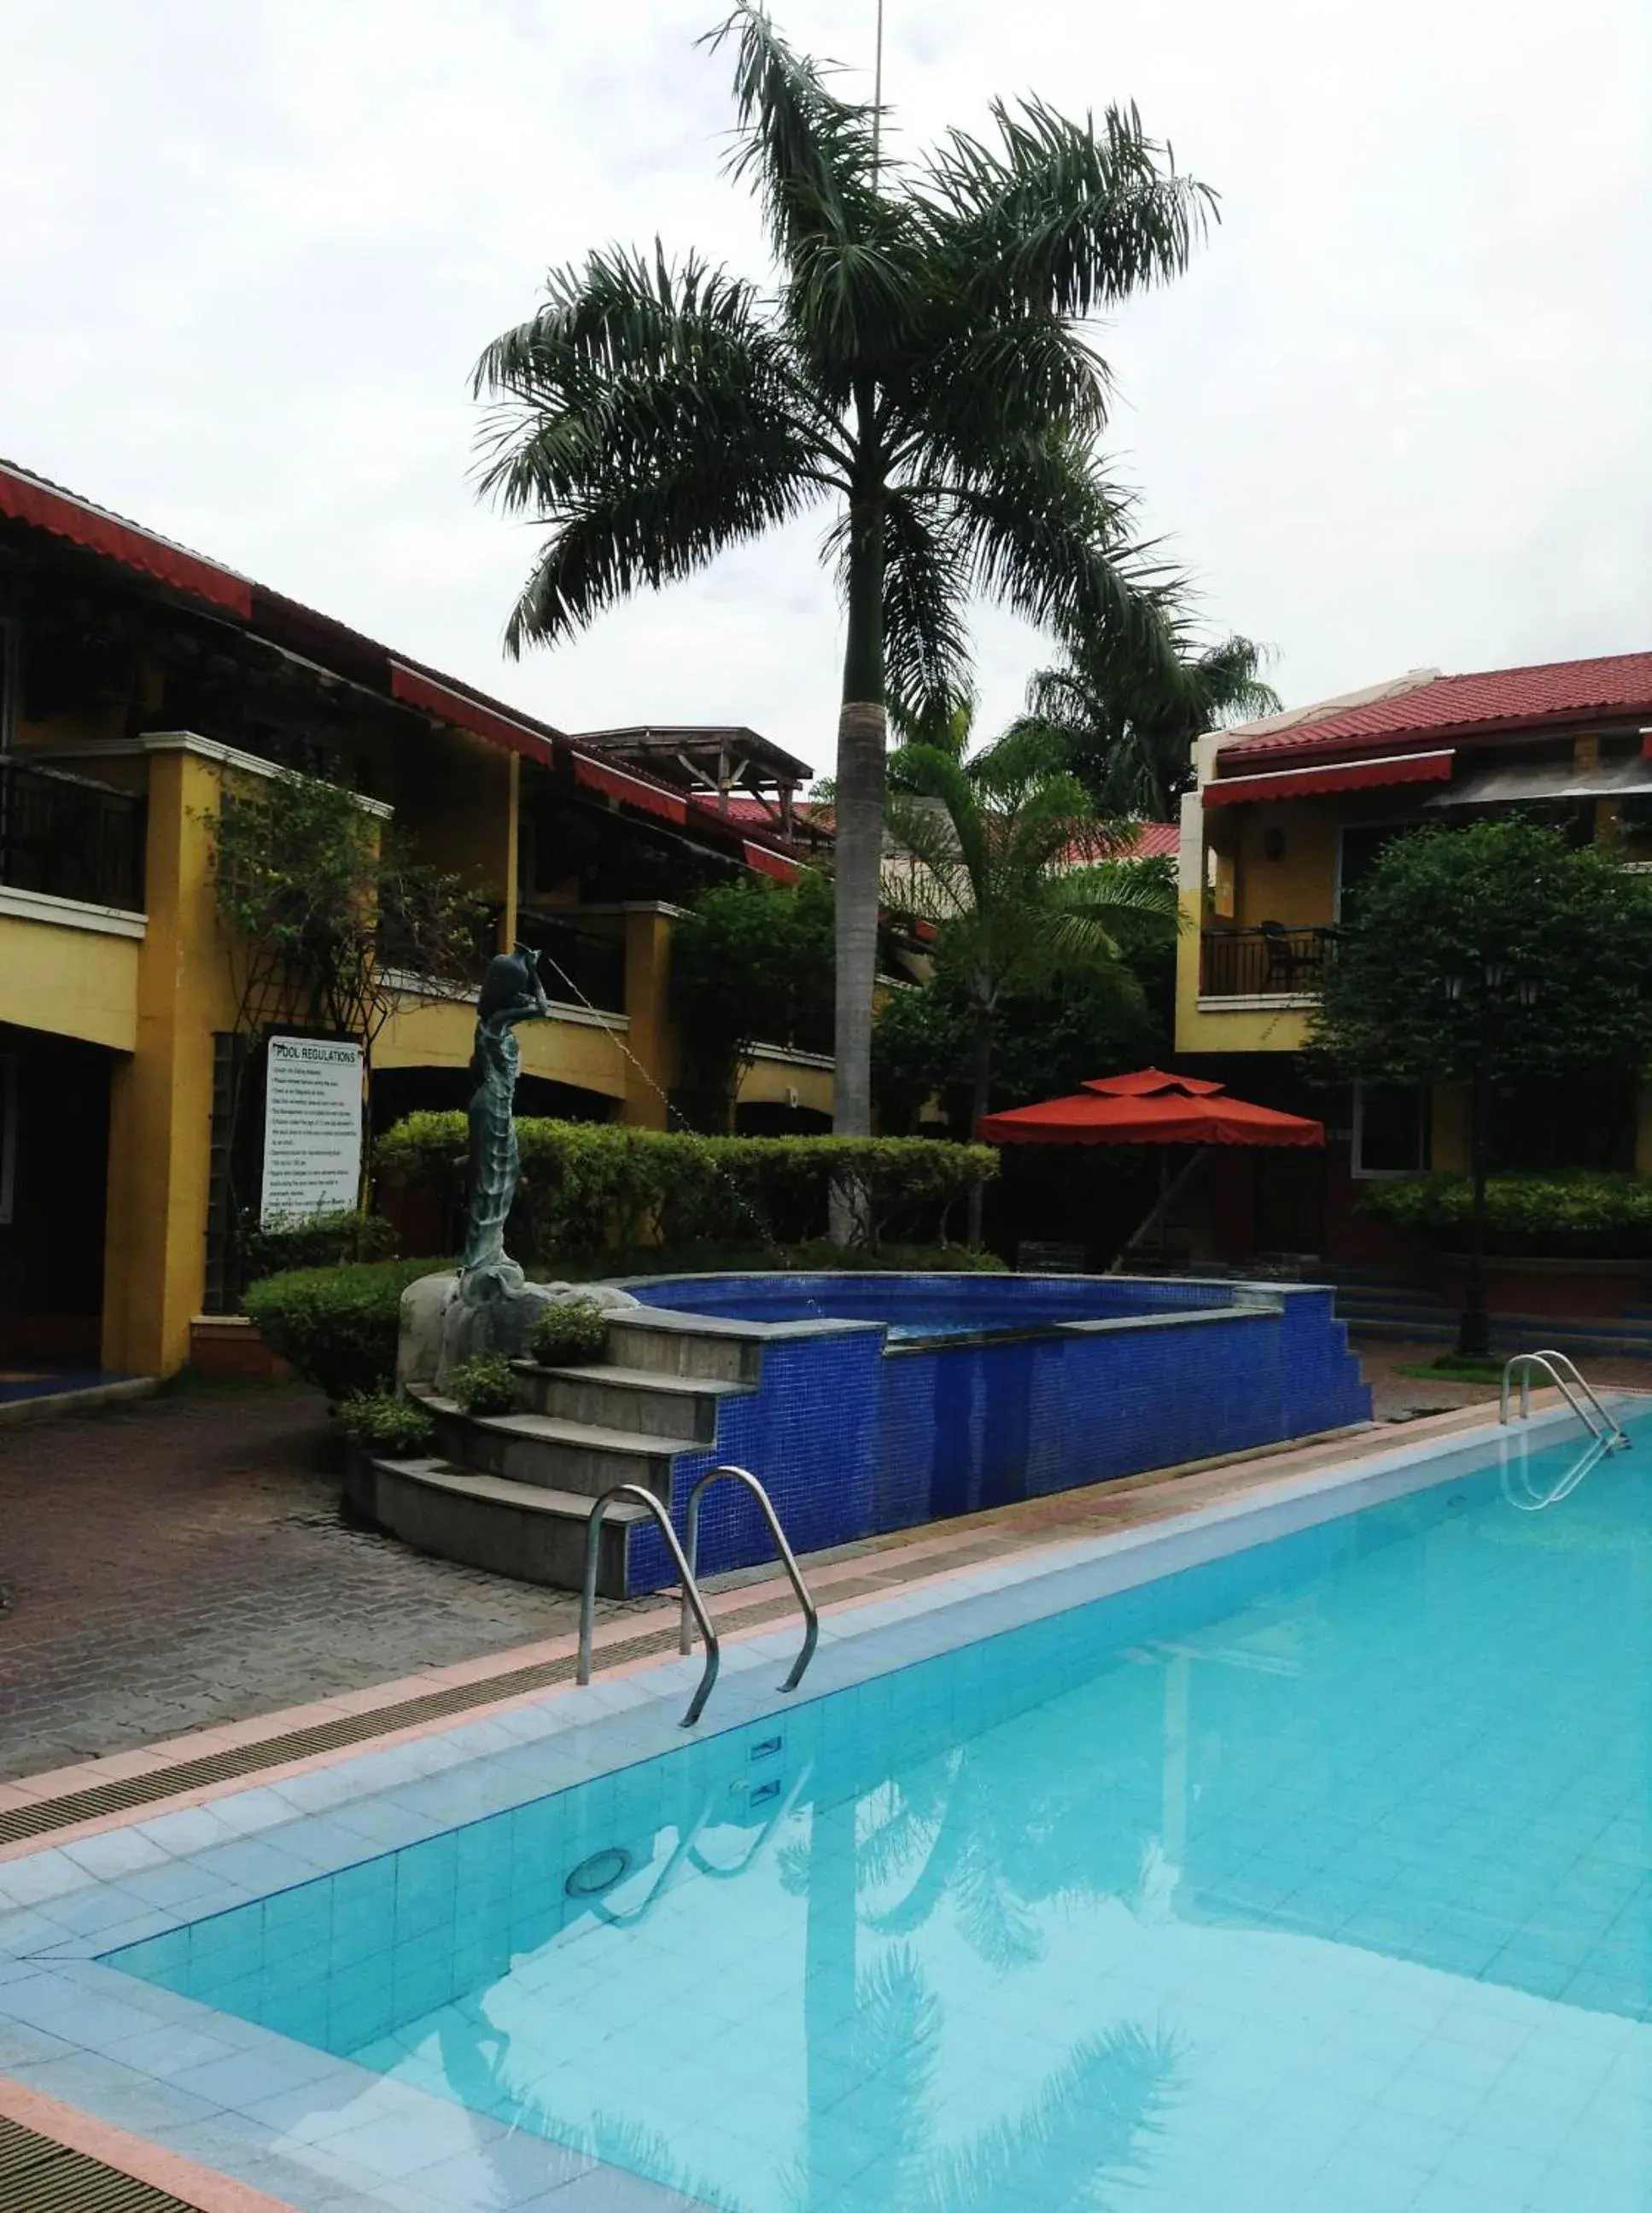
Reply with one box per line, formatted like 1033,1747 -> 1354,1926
0,2072 -> 298,2210
0,1400 -> 1545,1867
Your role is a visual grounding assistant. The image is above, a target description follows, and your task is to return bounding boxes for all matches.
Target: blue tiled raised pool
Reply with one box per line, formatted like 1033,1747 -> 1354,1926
611,1271 -> 1370,1591
103,1406 -> 1652,2212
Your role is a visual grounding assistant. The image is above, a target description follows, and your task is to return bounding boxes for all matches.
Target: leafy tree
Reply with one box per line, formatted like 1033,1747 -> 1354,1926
210,768 -> 484,1054
1310,816 -> 1652,1352
668,867 -> 834,1128
471,3 -> 1212,1172
885,724 -> 1179,1240
1024,630 -> 1279,817
874,955 -> 1161,1136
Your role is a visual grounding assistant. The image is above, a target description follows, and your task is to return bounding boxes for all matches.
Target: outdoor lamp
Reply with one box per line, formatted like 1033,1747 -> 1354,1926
1442,973 -> 1466,1002
1482,961 -> 1509,990
1515,976 -> 1540,1007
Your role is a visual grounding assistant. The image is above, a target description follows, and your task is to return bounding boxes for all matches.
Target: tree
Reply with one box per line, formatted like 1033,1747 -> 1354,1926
885,723 -> 1179,1241
668,867 -> 834,1129
1024,630 -> 1279,818
472,3 -> 1212,1178
1310,816 -> 1652,1355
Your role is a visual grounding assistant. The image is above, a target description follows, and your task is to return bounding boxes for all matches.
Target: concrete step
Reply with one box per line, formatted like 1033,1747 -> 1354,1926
511,1360 -> 745,1443
357,1457 -> 650,1597
428,1399 -> 694,1498
607,1316 -> 764,1386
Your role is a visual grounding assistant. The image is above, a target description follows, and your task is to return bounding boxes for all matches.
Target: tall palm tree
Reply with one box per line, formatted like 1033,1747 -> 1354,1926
472,3 -> 1212,1165
886,721 -> 1179,1241
1024,631 -> 1281,820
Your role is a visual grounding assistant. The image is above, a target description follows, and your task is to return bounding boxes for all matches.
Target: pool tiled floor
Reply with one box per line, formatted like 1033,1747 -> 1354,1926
0,1393 -> 1637,2210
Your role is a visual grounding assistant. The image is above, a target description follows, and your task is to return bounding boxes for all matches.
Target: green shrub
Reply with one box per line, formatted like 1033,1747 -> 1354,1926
243,1257 -> 447,1401
337,1390 -> 435,1455
531,1296 -> 610,1366
446,1354 -> 519,1416
241,1207 -> 398,1283
376,1114 -> 997,1260
1358,1172 -> 1652,1256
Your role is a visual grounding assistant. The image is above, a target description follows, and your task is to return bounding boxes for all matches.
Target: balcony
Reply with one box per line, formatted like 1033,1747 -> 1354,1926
0,757 -> 146,913
514,909 -> 628,1015
1200,924 -> 1336,1000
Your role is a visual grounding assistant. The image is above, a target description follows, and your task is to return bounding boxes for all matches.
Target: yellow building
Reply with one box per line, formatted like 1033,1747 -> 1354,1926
0,461 -> 832,1380
1172,651 -> 1652,1266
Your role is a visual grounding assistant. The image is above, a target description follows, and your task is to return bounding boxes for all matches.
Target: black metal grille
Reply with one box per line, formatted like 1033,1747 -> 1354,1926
0,758 -> 146,912
515,909 -> 628,1013
1200,925 -> 1334,997
0,2114 -> 196,2210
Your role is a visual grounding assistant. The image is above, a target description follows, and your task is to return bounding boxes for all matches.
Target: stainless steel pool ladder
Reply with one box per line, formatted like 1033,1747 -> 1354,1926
1500,1351 -> 1629,1452
680,1465 -> 820,1694
578,1485 -> 721,1728
575,1468 -> 819,1731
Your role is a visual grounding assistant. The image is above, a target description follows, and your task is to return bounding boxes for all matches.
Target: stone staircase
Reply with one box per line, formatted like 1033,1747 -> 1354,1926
352,1313 -> 759,1597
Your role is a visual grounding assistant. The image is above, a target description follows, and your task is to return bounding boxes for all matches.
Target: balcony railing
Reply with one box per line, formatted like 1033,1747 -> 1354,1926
0,757 -> 146,912
515,910 -> 628,1015
1200,925 -> 1336,998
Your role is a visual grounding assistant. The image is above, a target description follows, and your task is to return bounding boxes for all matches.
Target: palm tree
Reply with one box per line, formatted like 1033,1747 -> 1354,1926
885,721 -> 1179,1242
472,3 -> 1213,1167
1024,631 -> 1281,820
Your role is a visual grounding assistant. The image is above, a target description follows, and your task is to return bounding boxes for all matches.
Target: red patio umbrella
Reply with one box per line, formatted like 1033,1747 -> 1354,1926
977,1067 -> 1325,1147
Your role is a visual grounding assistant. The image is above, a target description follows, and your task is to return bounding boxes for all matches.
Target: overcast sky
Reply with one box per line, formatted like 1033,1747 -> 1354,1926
2,0 -> 1647,776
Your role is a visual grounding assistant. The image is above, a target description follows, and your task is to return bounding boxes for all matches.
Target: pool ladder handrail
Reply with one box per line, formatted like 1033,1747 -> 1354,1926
1500,1350 -> 1629,1452
577,1484 -> 721,1728
681,1464 -> 820,1696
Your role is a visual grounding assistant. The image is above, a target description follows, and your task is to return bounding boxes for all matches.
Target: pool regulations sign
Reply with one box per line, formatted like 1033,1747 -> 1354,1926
259,1036 -> 365,1224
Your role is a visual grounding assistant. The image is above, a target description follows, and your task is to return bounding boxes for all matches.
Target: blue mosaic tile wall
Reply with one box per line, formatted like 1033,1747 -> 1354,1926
622,1278 -> 1370,1595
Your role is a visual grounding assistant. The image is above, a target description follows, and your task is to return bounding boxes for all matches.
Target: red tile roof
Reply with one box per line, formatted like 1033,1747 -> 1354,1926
1055,820 -> 1179,867
1219,651 -> 1652,770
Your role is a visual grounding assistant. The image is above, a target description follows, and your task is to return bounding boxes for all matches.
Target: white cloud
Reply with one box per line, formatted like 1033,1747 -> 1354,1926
1,0 -> 1646,778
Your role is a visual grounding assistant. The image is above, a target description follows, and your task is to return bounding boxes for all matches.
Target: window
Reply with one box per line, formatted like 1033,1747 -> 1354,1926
0,1054 -> 16,1225
0,617 -> 17,752
1336,823 -> 1414,925
1352,1083 -> 1429,1178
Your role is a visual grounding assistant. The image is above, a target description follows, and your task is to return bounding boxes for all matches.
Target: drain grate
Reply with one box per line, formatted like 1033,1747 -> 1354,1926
0,1549 -> 1006,1853
0,2112 -> 199,2210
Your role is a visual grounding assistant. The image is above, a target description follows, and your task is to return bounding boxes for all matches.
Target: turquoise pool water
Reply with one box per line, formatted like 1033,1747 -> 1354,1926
108,1413 -> 1652,2211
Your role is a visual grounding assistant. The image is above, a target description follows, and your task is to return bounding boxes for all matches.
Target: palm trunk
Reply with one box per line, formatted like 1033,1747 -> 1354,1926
966,1001 -> 991,1250
828,419 -> 886,1241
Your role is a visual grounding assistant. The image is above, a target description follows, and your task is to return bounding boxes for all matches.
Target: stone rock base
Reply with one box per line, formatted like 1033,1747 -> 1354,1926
397,1270 -> 640,1394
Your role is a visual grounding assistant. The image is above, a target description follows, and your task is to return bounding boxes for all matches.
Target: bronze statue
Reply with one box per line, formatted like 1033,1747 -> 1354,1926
459,943 -> 551,1300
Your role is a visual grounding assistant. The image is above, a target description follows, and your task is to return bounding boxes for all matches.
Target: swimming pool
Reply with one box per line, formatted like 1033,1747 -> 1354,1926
97,1403 -> 1651,2212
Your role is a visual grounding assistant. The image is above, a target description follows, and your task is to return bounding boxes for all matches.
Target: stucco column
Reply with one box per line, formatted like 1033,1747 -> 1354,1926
620,906 -> 677,1130
102,750 -> 226,1375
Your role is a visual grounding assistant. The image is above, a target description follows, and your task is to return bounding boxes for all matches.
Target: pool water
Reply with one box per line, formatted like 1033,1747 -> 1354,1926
108,1412 -> 1652,2212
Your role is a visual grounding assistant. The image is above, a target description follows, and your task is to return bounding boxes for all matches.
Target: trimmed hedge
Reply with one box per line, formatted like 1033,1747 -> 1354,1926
1359,1172 -> 1652,1257
243,1256 -> 450,1401
376,1115 -> 997,1261
241,1207 -> 398,1283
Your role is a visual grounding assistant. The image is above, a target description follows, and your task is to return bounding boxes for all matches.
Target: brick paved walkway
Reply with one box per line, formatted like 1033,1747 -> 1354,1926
0,1384 -> 636,1784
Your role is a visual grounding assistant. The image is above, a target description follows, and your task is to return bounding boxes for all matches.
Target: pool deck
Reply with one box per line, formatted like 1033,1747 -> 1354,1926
0,1387 -> 1634,2212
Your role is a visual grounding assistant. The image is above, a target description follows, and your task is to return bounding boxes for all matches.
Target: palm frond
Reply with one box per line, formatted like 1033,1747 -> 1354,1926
914,2023 -> 1184,2213
878,494 -> 975,732
705,3 -> 925,369
472,245 -> 826,651
946,436 -> 1185,692
925,96 -> 1216,320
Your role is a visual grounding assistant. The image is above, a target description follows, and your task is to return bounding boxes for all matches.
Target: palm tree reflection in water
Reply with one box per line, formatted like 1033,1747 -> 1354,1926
439,1749 -> 1180,2213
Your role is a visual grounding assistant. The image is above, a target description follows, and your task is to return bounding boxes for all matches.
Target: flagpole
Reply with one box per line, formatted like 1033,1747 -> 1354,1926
872,0 -> 884,172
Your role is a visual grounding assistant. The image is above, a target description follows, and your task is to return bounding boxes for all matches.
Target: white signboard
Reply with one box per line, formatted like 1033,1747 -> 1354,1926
259,1036 -> 364,1224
